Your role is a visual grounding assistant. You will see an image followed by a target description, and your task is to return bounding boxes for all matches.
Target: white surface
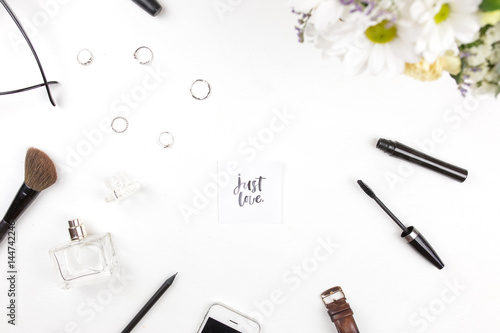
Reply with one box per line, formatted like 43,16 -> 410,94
1,1 -> 500,332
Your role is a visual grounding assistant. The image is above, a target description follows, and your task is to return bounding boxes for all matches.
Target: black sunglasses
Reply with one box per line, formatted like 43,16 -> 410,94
0,0 -> 58,106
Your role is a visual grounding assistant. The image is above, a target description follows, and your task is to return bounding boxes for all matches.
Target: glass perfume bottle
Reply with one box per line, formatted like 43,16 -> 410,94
49,219 -> 118,289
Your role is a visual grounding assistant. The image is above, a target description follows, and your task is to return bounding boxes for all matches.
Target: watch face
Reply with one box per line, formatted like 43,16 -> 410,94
201,317 -> 241,333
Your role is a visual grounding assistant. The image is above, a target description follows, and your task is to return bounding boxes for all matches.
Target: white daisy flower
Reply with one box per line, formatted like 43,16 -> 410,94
290,0 -> 324,13
335,13 -> 421,75
292,0 -> 352,47
410,0 -> 481,62
292,0 -> 348,36
295,0 -> 421,75
309,1 -> 347,34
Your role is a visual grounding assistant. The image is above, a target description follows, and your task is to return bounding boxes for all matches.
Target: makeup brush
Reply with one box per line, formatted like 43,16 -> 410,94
0,148 -> 57,245
357,180 -> 445,270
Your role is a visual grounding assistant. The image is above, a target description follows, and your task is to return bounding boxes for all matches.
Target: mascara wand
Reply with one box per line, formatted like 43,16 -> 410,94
357,180 -> 445,270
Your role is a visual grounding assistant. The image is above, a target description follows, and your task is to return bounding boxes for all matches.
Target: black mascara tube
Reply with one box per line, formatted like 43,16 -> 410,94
131,0 -> 162,16
377,138 -> 468,182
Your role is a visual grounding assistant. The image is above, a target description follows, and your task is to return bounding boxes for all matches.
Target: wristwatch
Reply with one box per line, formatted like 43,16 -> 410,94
321,287 -> 360,333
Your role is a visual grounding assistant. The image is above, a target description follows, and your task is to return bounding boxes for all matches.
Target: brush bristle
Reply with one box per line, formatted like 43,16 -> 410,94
357,180 -> 376,199
24,147 -> 57,192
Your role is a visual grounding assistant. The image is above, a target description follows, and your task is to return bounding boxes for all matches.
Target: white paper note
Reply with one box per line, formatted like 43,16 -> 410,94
218,161 -> 284,224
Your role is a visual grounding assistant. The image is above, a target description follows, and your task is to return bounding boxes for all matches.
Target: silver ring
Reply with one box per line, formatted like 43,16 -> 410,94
111,117 -> 129,133
190,79 -> 211,100
77,49 -> 93,66
158,131 -> 174,148
134,46 -> 153,65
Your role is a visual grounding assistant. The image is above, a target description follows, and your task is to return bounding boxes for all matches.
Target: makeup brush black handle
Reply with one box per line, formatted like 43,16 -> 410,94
0,183 -> 39,245
0,220 -> 12,244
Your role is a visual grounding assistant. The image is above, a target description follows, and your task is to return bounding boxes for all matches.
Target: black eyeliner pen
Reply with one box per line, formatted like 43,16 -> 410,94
121,273 -> 178,333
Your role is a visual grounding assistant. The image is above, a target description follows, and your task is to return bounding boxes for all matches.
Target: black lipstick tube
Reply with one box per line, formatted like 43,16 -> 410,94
377,138 -> 468,183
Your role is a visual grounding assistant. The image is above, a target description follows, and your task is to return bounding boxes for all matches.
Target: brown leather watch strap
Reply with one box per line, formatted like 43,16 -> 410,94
321,287 -> 360,333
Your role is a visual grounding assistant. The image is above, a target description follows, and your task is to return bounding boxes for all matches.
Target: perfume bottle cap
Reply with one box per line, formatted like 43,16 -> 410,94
68,219 -> 87,241
104,171 -> 141,203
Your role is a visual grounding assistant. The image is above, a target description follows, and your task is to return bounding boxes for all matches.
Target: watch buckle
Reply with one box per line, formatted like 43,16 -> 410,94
321,286 -> 346,307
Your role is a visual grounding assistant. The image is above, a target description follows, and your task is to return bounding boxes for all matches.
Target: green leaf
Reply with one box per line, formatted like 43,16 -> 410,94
480,24 -> 493,37
459,39 -> 484,51
480,0 -> 500,12
496,85 -> 500,97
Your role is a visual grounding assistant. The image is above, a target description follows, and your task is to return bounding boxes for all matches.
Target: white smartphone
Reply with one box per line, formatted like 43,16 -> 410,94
196,303 -> 261,333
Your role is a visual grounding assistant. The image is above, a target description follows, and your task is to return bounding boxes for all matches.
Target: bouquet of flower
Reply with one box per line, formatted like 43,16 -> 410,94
292,0 -> 500,97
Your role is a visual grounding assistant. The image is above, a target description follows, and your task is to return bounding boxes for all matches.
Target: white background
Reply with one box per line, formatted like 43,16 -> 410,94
1,1 -> 500,332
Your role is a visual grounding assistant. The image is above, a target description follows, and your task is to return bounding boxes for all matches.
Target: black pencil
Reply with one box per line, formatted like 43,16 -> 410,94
121,273 -> 178,333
